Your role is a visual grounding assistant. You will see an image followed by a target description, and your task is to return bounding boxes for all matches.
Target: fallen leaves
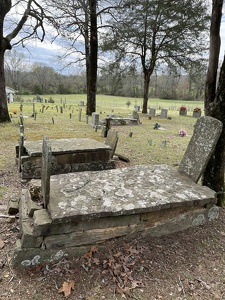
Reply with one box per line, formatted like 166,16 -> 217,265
82,244 -> 144,298
58,280 -> 75,298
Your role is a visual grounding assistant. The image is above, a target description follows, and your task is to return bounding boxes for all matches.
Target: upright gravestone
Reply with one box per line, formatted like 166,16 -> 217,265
134,105 -> 140,112
92,112 -> 99,127
132,111 -> 140,122
18,125 -> 24,172
78,108 -> 82,122
161,108 -> 168,119
105,130 -> 119,158
80,101 -> 84,106
41,137 -> 52,209
178,116 -> 222,183
149,108 -> 156,117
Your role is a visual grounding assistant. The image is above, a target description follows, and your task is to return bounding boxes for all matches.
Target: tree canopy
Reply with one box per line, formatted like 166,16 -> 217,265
101,0 -> 210,113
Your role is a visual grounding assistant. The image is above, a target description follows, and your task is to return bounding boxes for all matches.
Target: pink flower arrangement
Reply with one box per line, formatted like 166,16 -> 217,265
180,106 -> 186,111
179,129 -> 187,137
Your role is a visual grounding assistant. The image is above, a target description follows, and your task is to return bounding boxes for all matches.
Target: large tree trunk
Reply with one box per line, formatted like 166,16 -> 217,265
0,48 -> 10,122
203,55 -> 225,206
86,0 -> 97,116
142,69 -> 150,114
202,0 -> 224,205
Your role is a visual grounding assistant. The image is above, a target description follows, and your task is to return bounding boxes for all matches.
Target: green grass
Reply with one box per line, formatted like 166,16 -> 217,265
2,95 -> 201,172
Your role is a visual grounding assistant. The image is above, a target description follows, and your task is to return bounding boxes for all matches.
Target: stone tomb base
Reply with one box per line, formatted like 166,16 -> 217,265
16,138 -> 115,179
13,164 -> 219,268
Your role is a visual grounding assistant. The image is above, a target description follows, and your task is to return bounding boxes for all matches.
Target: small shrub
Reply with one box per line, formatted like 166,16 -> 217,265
126,100 -> 131,108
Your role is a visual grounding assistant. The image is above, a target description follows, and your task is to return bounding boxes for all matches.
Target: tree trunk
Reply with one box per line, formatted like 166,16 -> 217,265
205,0 -> 222,115
202,0 -> 224,206
86,0 -> 97,116
0,40 -> 11,122
203,55 -> 225,206
142,69 -> 150,113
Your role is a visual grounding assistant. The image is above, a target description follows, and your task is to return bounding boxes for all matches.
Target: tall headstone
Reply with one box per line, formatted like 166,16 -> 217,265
92,112 -> 99,127
78,108 -> 82,121
134,105 -> 140,112
41,137 -> 52,208
149,108 -> 156,117
178,116 -> 222,183
105,130 -> 119,158
18,125 -> 24,172
161,108 -> 168,119
132,111 -> 140,121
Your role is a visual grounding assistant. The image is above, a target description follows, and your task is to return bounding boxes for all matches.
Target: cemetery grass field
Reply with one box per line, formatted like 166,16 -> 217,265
1,94 -> 225,299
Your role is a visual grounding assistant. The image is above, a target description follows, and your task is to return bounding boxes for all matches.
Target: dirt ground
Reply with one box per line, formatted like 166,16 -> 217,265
1,161 -> 225,300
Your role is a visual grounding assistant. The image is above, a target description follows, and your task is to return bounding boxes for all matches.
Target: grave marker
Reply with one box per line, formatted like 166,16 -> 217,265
41,137 -> 52,208
78,108 -> 82,121
105,130 -> 119,158
149,108 -> 156,117
161,108 -> 168,118
178,116 -> 223,183
92,112 -> 99,127
18,125 -> 24,172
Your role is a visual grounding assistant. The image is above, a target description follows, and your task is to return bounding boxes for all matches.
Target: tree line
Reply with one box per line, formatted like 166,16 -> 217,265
5,50 -> 207,101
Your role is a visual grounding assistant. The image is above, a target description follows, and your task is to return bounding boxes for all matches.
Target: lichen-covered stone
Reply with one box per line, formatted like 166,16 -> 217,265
48,164 -> 216,224
178,116 -> 222,182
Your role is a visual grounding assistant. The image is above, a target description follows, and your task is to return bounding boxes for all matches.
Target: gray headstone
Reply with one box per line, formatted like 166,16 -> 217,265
149,108 -> 156,117
161,108 -> 168,118
105,130 -> 119,158
18,125 -> 24,172
132,111 -> 140,121
178,116 -> 223,183
134,105 -> 140,112
92,112 -> 99,126
80,101 -> 84,106
41,137 -> 52,208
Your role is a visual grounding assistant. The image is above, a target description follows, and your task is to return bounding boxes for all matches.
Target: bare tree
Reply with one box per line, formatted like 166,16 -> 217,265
0,0 -> 47,122
202,0 -> 225,206
4,49 -> 30,90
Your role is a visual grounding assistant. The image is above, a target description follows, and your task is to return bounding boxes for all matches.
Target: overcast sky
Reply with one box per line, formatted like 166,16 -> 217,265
15,16 -> 225,74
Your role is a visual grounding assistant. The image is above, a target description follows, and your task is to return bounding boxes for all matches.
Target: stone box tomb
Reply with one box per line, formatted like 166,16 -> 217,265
12,116 -> 223,268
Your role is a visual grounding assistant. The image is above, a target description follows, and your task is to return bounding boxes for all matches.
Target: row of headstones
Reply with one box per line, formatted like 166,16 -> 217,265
149,108 -> 168,118
149,108 -> 202,118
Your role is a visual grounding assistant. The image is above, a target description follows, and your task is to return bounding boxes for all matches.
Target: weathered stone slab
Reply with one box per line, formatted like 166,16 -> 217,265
48,164 -> 216,224
161,108 -> 168,118
141,204 -> 219,235
21,157 -> 115,179
109,118 -> 139,126
178,116 -> 223,182
12,204 -> 219,268
23,138 -> 111,156
41,137 -> 52,209
20,220 -> 43,249
92,112 -> 99,126
105,130 -> 118,158
149,108 -> 156,117
12,240 -> 91,268
19,138 -> 113,179
44,224 -> 142,249
19,190 -> 29,230
7,198 -> 19,215
33,209 -> 140,236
